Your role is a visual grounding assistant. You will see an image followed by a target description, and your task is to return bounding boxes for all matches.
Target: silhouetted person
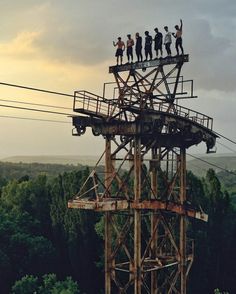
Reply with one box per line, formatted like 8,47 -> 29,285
135,32 -> 143,62
126,34 -> 134,63
154,28 -> 163,58
113,37 -> 125,65
144,31 -> 153,61
172,19 -> 184,55
164,26 -> 172,57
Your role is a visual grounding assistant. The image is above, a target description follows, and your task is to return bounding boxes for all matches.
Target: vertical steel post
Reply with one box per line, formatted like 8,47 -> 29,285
134,135 -> 142,294
105,138 -> 112,294
150,148 -> 158,294
180,148 -> 187,294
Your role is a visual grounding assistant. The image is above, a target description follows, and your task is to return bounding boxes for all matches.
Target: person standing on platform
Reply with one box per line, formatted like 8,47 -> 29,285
172,19 -> 184,55
144,31 -> 152,61
113,37 -> 125,65
126,34 -> 134,63
144,31 -> 153,61
154,28 -> 163,58
135,32 -> 143,62
164,26 -> 172,57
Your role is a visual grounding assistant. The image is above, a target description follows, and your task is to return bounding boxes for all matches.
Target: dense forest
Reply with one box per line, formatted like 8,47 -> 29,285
0,162 -> 235,293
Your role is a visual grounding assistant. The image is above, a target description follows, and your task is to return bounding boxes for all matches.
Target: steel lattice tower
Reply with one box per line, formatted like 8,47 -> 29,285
68,55 -> 217,293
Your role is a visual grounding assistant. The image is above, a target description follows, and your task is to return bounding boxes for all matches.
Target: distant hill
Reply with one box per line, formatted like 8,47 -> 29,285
2,154 -> 236,178
0,161 -> 83,181
187,154 -> 236,177
1,154 -> 236,205
1,155 -> 103,166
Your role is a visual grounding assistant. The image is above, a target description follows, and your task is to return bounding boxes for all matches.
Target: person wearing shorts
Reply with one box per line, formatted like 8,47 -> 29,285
113,37 -> 125,65
154,27 -> 163,58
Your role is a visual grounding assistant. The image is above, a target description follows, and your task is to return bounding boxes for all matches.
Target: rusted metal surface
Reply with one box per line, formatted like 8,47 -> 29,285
180,149 -> 187,294
68,198 -> 129,211
109,54 -> 189,73
69,197 -> 208,221
68,54 -> 214,293
72,113 -> 217,149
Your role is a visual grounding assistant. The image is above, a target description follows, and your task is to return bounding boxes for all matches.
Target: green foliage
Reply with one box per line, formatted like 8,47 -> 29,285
49,168 -> 103,293
0,161 -> 81,180
214,289 -> 229,294
189,169 -> 235,293
11,274 -> 80,294
12,275 -> 38,294
0,161 -> 236,294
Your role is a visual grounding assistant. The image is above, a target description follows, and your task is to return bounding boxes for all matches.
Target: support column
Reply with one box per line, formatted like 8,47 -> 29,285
150,148 -> 158,294
180,148 -> 187,294
105,138 -> 112,294
134,135 -> 142,294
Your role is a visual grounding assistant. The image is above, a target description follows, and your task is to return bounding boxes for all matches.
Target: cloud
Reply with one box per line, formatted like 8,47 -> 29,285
184,18 -> 236,92
0,31 -> 41,58
0,0 -> 235,92
0,0 -> 236,159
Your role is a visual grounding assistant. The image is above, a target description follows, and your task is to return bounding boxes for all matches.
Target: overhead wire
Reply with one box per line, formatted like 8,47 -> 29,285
187,153 -> 236,176
214,131 -> 236,145
0,103 -> 73,116
0,115 -> 70,124
0,98 -> 71,110
0,81 -> 74,98
216,140 -> 236,153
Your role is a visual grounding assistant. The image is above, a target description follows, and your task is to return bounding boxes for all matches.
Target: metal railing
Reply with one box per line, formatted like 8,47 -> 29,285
153,102 -> 213,130
74,90 -> 116,118
73,90 -> 213,130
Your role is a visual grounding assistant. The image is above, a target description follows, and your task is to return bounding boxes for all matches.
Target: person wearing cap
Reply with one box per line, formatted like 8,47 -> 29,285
126,34 -> 134,63
164,26 -> 172,57
154,28 -> 163,58
172,19 -> 184,55
144,31 -> 153,61
113,37 -> 125,65
135,32 -> 143,62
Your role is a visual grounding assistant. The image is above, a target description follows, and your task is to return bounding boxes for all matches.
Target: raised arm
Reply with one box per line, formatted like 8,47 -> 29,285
180,19 -> 183,31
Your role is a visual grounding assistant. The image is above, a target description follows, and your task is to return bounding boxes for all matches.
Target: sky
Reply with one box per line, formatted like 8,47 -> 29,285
0,0 -> 235,158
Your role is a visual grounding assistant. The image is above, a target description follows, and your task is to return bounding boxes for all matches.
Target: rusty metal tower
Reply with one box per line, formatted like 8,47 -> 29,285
68,55 -> 217,293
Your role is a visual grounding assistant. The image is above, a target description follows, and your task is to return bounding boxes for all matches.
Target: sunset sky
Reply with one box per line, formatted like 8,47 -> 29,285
0,0 -> 235,158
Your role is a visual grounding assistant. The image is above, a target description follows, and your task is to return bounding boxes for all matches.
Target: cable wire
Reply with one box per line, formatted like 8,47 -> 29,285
0,98 -> 71,110
187,153 -> 236,176
217,141 -> 236,153
214,131 -> 236,145
0,115 -> 70,124
0,103 -> 73,116
0,81 -> 74,98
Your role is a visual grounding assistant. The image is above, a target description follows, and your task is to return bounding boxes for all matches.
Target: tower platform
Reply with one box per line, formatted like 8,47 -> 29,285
68,198 -> 208,222
109,54 -> 188,73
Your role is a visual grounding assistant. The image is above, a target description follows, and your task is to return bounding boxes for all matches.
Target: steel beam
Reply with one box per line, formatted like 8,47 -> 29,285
134,135 -> 142,294
109,55 -> 189,73
180,148 -> 187,294
105,139 -> 112,294
150,148 -> 158,294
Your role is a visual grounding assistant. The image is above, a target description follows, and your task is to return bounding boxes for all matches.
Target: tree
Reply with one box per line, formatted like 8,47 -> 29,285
11,274 -> 80,294
11,275 -> 38,294
49,168 -> 103,293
